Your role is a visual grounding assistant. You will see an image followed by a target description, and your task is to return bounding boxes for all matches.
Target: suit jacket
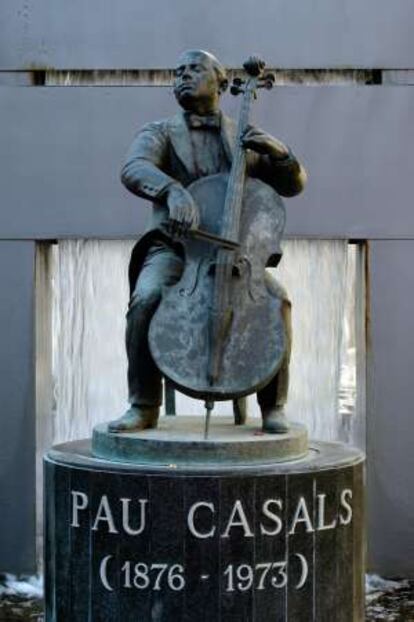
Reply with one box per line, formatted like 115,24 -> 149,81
121,111 -> 304,293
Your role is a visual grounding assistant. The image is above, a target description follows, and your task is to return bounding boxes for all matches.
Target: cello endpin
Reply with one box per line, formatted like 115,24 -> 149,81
204,400 -> 214,439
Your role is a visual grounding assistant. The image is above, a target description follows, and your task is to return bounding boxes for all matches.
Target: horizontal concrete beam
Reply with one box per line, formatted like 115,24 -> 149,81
1,0 -> 414,69
1,86 -> 414,240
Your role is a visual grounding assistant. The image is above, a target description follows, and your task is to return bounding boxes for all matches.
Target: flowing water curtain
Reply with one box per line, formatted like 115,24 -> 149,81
274,239 -> 350,440
52,239 -> 351,442
53,240 -> 135,442
338,244 -> 358,443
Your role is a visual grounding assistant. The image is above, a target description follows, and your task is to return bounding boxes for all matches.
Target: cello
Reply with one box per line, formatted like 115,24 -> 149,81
149,57 -> 287,427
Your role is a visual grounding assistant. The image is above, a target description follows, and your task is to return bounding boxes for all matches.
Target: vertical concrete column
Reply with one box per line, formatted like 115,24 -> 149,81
35,243 -> 55,563
0,241 -> 36,572
367,240 -> 414,576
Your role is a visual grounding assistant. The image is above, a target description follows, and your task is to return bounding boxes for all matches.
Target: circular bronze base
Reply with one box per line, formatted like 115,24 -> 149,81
92,415 -> 308,466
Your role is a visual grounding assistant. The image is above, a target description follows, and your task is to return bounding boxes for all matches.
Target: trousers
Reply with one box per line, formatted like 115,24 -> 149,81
126,240 -> 291,410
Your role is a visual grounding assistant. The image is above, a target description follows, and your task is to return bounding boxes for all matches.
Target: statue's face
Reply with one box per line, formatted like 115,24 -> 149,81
173,52 -> 220,111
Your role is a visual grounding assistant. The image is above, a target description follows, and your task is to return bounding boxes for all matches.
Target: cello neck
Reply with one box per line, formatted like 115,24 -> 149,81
221,56 -> 269,241
221,85 -> 255,241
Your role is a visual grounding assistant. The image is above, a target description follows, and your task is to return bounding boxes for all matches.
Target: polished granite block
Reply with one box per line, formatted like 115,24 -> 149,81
44,434 -> 364,621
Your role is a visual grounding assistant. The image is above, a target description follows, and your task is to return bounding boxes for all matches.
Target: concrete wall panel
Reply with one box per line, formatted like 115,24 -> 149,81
1,0 -> 414,70
0,241 -> 36,573
1,86 -> 414,240
367,240 -> 414,576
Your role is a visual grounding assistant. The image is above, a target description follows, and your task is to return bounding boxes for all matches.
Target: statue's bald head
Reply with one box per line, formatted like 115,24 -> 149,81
176,50 -> 228,92
173,49 -> 228,113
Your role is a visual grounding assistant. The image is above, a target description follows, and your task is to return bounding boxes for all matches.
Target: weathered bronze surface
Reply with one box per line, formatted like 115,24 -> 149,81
93,417 -> 308,465
108,50 -> 307,434
149,175 -> 287,400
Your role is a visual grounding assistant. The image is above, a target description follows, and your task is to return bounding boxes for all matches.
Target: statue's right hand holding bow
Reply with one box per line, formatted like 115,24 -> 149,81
166,183 -> 200,237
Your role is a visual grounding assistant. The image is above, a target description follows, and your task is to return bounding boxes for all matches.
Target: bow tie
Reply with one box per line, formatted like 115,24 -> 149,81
186,113 -> 221,130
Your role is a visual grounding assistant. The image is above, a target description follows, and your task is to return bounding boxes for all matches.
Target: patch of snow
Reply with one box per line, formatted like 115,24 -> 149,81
366,574 -> 408,594
0,574 -> 43,599
365,573 -> 410,607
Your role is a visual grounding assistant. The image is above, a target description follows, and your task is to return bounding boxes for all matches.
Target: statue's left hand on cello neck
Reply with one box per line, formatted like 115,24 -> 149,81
240,126 -> 290,160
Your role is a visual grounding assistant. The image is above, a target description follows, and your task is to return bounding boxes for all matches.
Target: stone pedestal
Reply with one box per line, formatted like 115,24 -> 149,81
44,417 -> 365,621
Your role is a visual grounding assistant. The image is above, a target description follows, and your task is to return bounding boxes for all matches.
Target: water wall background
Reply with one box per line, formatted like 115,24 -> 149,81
50,239 -> 359,442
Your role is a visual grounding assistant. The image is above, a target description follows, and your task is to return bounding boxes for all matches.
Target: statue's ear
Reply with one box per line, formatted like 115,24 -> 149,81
219,79 -> 229,94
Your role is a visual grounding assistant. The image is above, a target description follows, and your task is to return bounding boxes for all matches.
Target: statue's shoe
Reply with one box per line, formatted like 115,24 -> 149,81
261,407 -> 289,434
108,406 -> 159,433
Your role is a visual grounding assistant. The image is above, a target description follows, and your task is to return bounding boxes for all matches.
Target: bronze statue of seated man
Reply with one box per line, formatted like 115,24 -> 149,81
109,49 -> 307,435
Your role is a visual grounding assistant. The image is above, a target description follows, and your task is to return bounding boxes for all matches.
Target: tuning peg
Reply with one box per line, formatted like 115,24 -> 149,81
258,75 -> 275,90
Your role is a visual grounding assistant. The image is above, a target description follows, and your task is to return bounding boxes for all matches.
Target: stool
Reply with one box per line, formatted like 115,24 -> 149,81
164,379 -> 247,425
